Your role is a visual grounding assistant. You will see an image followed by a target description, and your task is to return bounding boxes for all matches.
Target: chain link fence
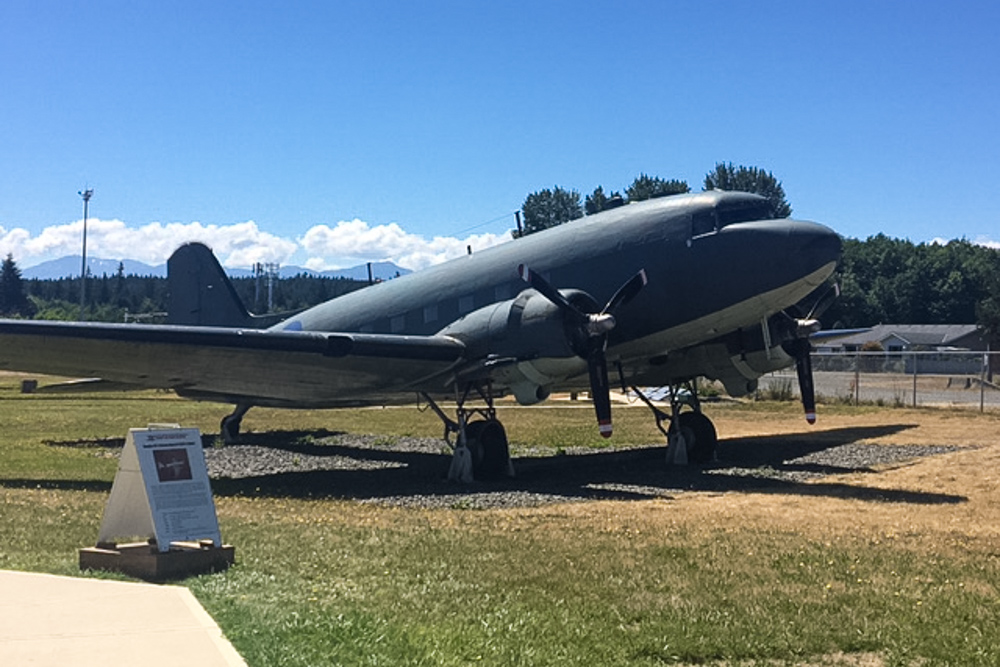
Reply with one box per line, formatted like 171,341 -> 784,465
758,351 -> 1000,411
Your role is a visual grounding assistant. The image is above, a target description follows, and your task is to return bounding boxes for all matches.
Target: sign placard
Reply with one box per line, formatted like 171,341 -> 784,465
98,426 -> 222,553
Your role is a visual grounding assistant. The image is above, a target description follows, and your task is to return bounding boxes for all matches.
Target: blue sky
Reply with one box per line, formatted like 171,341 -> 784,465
2,1 -> 998,270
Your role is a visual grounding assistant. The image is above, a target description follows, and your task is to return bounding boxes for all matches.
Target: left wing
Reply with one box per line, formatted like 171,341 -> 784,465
0,319 -> 466,407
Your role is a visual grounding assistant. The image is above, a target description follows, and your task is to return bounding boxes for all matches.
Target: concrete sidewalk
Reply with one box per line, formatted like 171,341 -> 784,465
0,570 -> 246,666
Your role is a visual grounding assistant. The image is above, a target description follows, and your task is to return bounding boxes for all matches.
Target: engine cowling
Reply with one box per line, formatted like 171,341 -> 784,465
645,314 -> 802,397
437,289 -> 596,404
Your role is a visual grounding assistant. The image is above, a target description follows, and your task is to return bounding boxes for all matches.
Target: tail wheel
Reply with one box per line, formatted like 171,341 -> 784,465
677,411 -> 717,464
464,419 -> 510,480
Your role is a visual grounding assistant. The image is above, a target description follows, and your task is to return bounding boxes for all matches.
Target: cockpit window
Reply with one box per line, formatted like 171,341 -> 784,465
689,196 -> 774,240
716,201 -> 772,227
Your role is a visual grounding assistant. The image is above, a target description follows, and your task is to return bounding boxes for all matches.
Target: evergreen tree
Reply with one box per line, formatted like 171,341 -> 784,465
585,186 -> 609,215
514,186 -> 583,237
625,174 -> 689,202
0,253 -> 35,317
113,262 -> 128,307
704,163 -> 792,218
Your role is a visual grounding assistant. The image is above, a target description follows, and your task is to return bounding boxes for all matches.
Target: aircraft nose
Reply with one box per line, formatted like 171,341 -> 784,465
791,220 -> 841,270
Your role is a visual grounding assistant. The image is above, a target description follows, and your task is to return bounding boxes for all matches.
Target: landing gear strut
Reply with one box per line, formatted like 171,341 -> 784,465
220,403 -> 251,444
631,381 -> 717,464
421,383 -> 513,481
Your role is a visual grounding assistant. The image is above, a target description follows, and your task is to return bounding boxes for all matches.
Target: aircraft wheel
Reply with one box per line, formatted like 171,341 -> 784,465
464,419 -> 510,480
678,411 -> 717,464
220,414 -> 242,444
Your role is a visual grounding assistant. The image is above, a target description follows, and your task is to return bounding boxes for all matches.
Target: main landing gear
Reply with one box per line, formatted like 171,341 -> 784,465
421,384 -> 514,482
220,403 -> 251,444
630,382 -> 718,465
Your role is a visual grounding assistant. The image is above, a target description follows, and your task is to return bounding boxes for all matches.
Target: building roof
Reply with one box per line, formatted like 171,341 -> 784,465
826,324 -> 982,349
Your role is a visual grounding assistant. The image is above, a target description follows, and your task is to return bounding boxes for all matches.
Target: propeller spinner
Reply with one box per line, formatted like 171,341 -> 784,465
518,265 -> 647,437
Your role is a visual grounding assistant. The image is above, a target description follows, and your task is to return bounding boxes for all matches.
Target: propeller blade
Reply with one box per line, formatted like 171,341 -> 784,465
790,338 -> 817,424
785,281 -> 840,322
806,282 -> 841,320
517,264 -> 583,321
517,263 -> 649,438
602,269 -> 648,315
587,351 -> 613,438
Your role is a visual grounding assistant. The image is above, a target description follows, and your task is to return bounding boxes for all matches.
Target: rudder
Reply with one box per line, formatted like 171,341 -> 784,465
167,243 -> 254,327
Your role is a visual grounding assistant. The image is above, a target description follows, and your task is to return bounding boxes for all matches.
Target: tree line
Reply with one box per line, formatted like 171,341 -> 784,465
825,235 -> 1000,339
0,258 -> 369,322
2,159 -> 998,346
515,163 -> 792,237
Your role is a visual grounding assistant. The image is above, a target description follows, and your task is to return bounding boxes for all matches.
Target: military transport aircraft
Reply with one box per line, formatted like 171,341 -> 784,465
0,190 -> 841,479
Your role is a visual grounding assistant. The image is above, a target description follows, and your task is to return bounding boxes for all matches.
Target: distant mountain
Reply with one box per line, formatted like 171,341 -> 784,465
226,261 -> 409,281
22,256 -> 164,279
319,261 -> 409,281
22,255 -> 411,282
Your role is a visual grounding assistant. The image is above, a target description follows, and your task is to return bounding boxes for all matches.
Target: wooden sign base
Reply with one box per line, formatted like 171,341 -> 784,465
80,540 -> 235,582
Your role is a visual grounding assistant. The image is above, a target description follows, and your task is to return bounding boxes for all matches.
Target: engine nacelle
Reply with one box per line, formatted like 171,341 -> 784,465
438,289 -> 594,404
646,315 -> 800,397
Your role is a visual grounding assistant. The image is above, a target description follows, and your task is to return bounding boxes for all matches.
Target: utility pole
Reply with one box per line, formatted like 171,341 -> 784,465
265,262 -> 279,312
78,188 -> 93,321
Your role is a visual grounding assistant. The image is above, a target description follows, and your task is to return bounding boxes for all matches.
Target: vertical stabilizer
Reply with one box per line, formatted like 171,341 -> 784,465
167,243 -> 254,327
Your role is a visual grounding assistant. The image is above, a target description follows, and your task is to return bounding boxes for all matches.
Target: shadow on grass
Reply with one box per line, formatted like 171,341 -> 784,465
199,422 -> 965,507
10,423 -> 962,506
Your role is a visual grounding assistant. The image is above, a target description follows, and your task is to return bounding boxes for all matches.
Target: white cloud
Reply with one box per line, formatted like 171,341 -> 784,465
931,236 -> 1000,250
2,219 -> 297,268
299,219 -> 511,271
2,217 -> 514,272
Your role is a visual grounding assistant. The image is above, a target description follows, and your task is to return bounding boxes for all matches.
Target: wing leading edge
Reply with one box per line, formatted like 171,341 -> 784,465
0,319 -> 466,407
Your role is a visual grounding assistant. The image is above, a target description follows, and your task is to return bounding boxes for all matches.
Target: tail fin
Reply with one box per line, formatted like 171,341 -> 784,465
167,243 -> 256,327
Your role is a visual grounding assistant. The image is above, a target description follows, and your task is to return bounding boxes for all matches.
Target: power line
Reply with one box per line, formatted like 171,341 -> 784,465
447,211 -> 518,237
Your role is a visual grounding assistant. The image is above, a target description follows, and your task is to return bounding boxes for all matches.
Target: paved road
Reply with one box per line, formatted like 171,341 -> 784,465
760,370 -> 1000,409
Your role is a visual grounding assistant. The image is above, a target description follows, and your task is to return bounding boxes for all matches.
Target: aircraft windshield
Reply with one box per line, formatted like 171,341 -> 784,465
716,200 -> 773,227
690,195 -> 776,239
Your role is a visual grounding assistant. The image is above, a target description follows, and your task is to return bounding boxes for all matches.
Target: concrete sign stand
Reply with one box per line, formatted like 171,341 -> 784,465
80,425 -> 234,580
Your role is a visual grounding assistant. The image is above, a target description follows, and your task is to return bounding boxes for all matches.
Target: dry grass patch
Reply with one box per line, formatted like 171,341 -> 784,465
4,379 -> 1000,665
669,407 -> 1000,556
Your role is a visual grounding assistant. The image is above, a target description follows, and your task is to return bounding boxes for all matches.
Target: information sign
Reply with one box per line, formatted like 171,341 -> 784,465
97,426 -> 222,553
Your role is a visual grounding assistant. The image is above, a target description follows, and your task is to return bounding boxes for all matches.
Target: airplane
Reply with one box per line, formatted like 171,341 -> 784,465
0,190 -> 841,480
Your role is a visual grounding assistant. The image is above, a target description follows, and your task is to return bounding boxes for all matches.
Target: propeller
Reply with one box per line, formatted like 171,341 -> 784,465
805,282 -> 840,321
518,265 -> 647,437
782,281 -> 839,424
784,336 -> 817,424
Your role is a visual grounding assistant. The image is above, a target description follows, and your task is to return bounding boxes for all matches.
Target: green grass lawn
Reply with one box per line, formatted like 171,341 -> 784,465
2,377 -> 998,666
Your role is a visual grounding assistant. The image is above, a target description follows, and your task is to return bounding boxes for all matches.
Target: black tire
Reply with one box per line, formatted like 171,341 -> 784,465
220,415 -> 241,443
678,411 -> 717,464
464,419 -> 510,480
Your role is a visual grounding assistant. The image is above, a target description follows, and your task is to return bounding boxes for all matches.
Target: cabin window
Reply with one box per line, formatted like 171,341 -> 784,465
423,304 -> 438,324
458,295 -> 474,314
495,283 -> 512,301
390,315 -> 406,333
